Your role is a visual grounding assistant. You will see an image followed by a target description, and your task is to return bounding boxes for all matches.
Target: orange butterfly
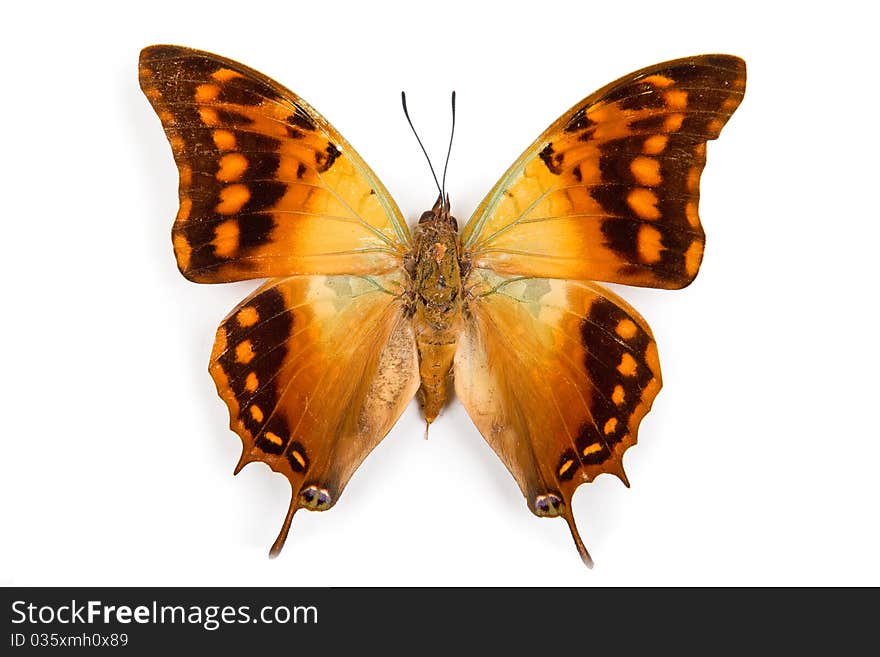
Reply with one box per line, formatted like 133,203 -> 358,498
139,45 -> 745,567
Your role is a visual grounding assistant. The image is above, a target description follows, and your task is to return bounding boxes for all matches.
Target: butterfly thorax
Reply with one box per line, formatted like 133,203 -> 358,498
409,200 -> 463,424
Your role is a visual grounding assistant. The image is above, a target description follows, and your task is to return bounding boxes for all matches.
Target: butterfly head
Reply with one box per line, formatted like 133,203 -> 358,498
418,193 -> 457,229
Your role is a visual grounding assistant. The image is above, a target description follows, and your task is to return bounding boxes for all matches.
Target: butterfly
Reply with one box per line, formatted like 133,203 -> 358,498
139,45 -> 745,567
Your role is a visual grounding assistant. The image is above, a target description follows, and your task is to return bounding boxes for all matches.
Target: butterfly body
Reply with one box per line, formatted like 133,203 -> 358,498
410,198 -> 464,422
139,45 -> 745,566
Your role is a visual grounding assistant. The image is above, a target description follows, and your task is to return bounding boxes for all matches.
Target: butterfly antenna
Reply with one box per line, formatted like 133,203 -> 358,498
440,91 -> 456,208
401,91 -> 442,198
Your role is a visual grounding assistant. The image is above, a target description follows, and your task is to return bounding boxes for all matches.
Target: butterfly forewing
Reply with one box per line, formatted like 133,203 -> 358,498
139,45 -> 411,283
462,55 -> 745,289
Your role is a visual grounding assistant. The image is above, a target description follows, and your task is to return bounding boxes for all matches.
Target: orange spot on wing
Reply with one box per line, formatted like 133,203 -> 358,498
212,68 -> 240,82
645,341 -> 661,373
199,107 -> 220,126
290,449 -> 306,467
612,385 -> 626,405
722,96 -> 741,111
604,417 -> 618,435
236,306 -> 260,328
195,84 -> 220,102
684,240 -> 704,278
643,74 -> 675,88
235,340 -> 255,364
637,224 -> 664,263
630,157 -> 661,187
582,443 -> 602,457
177,197 -> 192,222
664,113 -> 684,132
216,184 -> 250,214
250,405 -> 264,423
615,319 -> 638,339
212,130 -> 236,151
213,218 -> 241,257
558,459 -> 575,477
618,353 -> 638,377
217,153 -> 249,182
642,135 -> 668,155
685,201 -> 700,227
707,118 -> 725,137
627,188 -> 661,220
266,432 -> 285,447
245,372 -> 259,392
665,89 -> 688,110
172,233 -> 192,270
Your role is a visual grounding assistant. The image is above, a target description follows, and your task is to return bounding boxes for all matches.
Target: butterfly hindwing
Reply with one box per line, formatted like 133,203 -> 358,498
461,55 -> 745,289
455,270 -> 662,564
139,45 -> 411,283
209,271 -> 420,554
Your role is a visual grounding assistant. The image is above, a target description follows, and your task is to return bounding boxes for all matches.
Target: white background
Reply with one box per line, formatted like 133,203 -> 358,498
1,0 -> 877,586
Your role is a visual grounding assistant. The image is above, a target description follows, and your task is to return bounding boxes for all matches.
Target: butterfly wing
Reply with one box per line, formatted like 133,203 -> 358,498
456,55 -> 744,564
209,271 -> 419,555
455,271 -> 662,565
139,45 -> 411,282
461,55 -> 745,289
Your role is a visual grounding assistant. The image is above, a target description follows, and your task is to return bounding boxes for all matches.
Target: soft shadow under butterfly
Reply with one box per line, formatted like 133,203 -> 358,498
139,45 -> 745,567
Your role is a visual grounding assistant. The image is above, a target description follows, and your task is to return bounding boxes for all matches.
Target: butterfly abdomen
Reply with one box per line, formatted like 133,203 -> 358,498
411,210 -> 463,423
